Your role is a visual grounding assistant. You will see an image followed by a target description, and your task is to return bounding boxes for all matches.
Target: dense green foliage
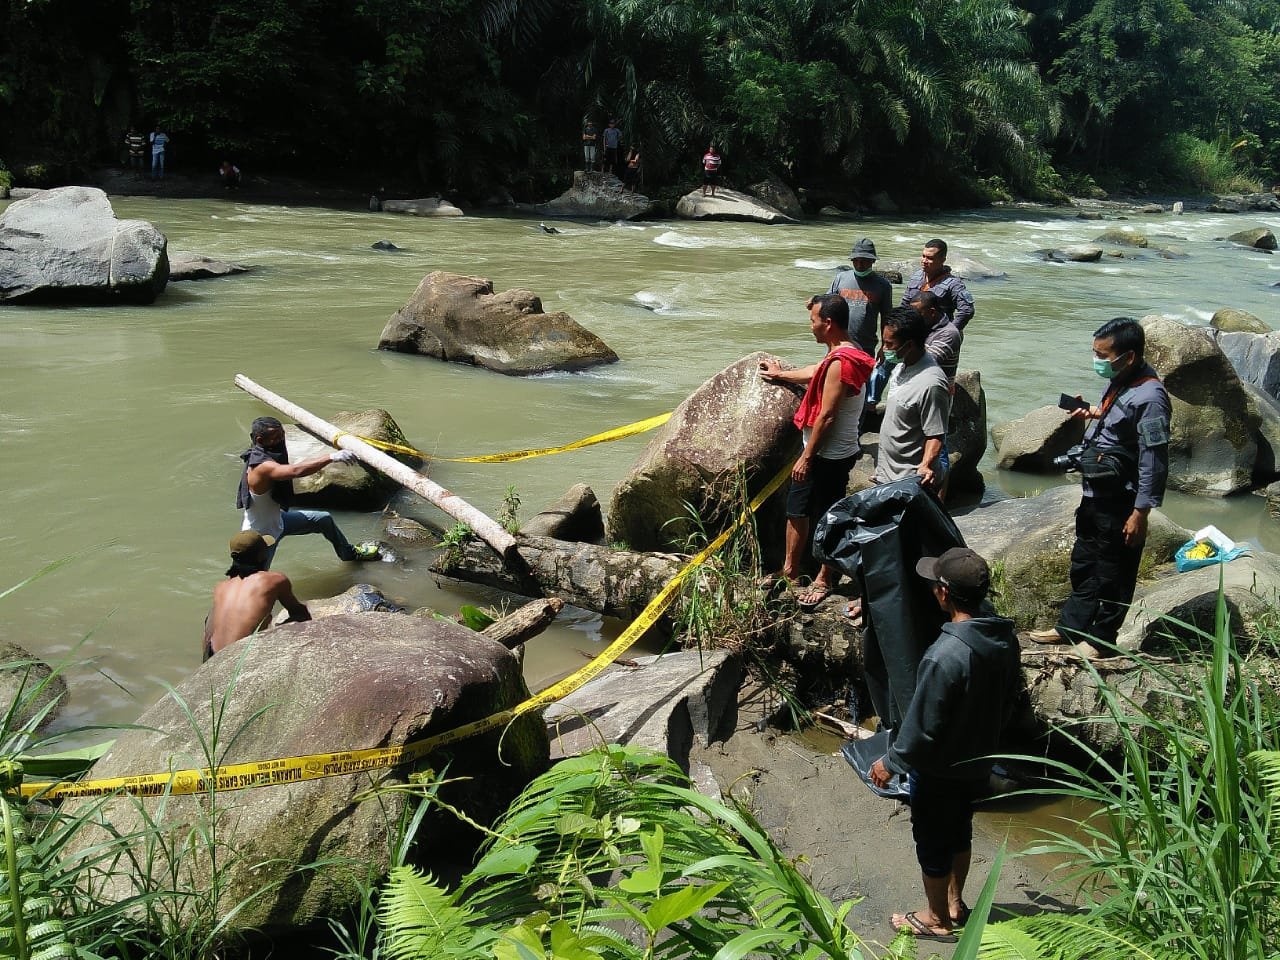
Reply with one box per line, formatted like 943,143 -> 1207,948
2,0 -> 1277,199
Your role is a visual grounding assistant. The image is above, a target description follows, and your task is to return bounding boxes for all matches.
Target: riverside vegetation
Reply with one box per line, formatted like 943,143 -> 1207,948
2,0 -> 1278,202
5,539 -> 1280,956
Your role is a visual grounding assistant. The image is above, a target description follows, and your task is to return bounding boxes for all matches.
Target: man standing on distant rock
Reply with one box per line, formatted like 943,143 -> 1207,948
237,416 -> 381,568
870,547 -> 1019,941
828,237 -> 894,358
602,119 -> 623,176
1029,317 -> 1171,660
203,531 -> 311,661
758,294 -> 874,609
582,118 -> 599,172
701,144 -> 722,197
873,307 -> 951,490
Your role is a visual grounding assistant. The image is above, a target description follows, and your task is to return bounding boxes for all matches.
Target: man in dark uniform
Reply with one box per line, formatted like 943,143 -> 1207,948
1029,317 -> 1172,659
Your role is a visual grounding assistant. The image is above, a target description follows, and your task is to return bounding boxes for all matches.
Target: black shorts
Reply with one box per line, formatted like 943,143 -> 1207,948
786,452 -> 860,520
908,772 -> 986,877
703,170 -> 720,184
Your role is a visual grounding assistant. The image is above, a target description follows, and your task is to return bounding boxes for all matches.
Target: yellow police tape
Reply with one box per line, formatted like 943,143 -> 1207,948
19,460 -> 791,801
333,412 -> 672,464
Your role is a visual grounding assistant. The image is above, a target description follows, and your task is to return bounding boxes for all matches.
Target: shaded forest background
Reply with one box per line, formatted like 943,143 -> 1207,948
2,0 -> 1278,205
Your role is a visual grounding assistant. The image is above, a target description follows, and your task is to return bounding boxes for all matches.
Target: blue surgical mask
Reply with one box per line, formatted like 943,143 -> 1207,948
882,348 -> 902,364
1093,351 -> 1129,379
853,267 -> 874,278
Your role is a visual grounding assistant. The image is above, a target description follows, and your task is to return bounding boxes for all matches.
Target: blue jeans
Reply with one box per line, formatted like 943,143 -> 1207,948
866,358 -> 896,406
264,509 -> 356,568
151,152 -> 165,178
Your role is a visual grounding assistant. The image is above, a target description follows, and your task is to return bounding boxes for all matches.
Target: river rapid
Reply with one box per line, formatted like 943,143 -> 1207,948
2,195 -> 1279,730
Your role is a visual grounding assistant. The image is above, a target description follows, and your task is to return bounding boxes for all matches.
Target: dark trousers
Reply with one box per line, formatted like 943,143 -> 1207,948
1057,495 -> 1142,649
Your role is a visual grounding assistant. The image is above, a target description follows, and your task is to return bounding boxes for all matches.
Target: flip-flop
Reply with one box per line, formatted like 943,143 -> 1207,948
893,911 -> 957,943
795,585 -> 833,611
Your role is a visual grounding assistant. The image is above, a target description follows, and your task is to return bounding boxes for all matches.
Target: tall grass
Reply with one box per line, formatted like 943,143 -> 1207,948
983,583 -> 1280,959
1157,133 -> 1262,194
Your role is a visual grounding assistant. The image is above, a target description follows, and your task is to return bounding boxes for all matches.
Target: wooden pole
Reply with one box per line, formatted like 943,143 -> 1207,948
234,374 -> 521,564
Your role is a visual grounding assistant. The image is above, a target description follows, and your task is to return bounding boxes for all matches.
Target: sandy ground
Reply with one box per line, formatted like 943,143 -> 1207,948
690,685 -> 1073,958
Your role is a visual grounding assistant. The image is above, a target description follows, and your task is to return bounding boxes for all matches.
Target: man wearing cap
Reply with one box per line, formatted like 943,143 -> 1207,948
237,416 -> 380,567
203,531 -> 312,661
870,547 -> 1019,942
828,237 -> 893,358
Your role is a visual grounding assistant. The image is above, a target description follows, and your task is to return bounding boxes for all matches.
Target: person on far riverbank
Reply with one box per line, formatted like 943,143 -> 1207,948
125,128 -> 146,177
149,125 -> 169,180
870,547 -> 1019,942
203,531 -> 311,661
237,416 -> 381,567
602,118 -> 622,176
582,118 -> 599,172
1028,317 -> 1171,660
758,294 -> 874,609
701,144 -> 722,197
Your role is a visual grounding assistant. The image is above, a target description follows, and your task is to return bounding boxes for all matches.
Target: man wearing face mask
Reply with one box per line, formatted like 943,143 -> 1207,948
828,237 -> 893,358
1029,318 -> 1171,659
237,416 -> 381,568
872,307 -> 950,490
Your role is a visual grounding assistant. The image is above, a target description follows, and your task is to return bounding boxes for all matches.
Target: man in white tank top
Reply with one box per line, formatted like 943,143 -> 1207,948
758,294 -> 875,608
237,417 -> 381,567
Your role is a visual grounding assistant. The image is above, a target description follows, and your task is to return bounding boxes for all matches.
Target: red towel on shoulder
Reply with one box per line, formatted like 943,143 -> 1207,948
792,346 -> 875,429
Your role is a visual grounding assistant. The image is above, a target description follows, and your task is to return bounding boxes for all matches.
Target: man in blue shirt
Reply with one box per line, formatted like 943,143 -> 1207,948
1029,317 -> 1172,659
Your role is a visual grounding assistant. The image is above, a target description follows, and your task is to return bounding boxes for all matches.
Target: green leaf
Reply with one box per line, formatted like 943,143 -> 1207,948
469,843 -> 538,879
548,920 -> 601,960
459,604 -> 496,631
555,812 -> 601,837
645,879 -> 731,930
494,921 -> 545,960
710,927 -> 802,960
617,824 -> 664,894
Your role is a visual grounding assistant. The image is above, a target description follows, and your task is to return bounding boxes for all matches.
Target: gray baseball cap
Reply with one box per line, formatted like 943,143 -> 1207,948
850,238 -> 878,261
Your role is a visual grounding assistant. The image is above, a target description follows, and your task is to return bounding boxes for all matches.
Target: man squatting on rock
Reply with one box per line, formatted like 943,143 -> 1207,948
203,531 -> 311,661
237,416 -> 380,567
757,294 -> 874,608
1029,317 -> 1172,659
871,547 -> 1020,941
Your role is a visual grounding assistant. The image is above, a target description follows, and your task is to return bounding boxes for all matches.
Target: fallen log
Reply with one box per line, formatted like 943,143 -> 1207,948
235,374 -> 520,564
482,597 -> 565,649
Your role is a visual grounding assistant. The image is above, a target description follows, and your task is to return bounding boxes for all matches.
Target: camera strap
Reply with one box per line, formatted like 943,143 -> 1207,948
1085,375 -> 1158,446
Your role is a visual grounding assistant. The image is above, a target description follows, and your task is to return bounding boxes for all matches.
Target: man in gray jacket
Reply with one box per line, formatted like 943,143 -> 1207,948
871,547 -> 1020,941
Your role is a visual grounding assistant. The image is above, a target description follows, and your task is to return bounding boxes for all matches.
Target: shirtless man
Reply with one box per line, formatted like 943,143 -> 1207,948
203,531 -> 310,661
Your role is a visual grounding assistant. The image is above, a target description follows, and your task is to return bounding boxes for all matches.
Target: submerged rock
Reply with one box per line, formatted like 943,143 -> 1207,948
168,252 -> 251,280
378,271 -> 619,376
65,613 -> 547,942
1093,227 -> 1148,248
284,408 -> 422,511
0,185 -> 168,303
381,196 -> 464,217
675,187 -> 795,224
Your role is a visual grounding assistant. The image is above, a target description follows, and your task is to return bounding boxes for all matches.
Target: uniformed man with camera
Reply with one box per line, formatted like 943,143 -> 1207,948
1030,317 -> 1172,659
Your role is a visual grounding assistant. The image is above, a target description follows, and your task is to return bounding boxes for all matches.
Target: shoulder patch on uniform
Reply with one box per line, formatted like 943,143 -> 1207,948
1138,416 -> 1169,446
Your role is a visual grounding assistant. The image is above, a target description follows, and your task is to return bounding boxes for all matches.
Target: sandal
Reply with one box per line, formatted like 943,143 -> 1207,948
795,584 -> 833,611
892,911 -> 956,942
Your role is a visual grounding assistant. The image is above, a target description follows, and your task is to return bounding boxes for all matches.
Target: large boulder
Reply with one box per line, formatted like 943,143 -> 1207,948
167,252 -> 250,281
992,405 -> 1087,472
946,369 -> 987,492
954,485 -> 1188,630
283,408 -> 421,511
1143,315 -> 1260,495
748,175 -> 803,220
1094,227 -> 1149,248
1215,328 -> 1280,399
66,614 -> 548,941
1227,226 -> 1277,250
1034,245 -> 1104,263
381,197 -> 464,217
606,353 -> 800,553
1118,551 -> 1280,652
0,186 -> 168,303
537,171 -> 655,220
378,271 -> 619,375
1211,308 -> 1269,334
674,187 -> 795,224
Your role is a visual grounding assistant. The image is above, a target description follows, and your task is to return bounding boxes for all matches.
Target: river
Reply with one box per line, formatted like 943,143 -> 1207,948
2,195 -> 1279,731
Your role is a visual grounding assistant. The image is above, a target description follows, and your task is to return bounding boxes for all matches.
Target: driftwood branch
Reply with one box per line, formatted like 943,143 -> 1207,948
482,597 -> 565,649
235,374 -> 520,564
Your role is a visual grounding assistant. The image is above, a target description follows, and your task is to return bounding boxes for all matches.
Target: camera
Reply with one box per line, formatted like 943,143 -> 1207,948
1053,444 -> 1084,471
